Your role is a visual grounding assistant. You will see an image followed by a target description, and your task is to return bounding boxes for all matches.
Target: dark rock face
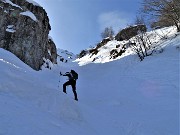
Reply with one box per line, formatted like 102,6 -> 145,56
47,38 -> 57,64
115,24 -> 147,41
78,49 -> 88,59
0,0 -> 57,70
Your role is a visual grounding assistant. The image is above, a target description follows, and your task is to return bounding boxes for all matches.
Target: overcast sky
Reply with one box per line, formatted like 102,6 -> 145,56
34,0 -> 142,54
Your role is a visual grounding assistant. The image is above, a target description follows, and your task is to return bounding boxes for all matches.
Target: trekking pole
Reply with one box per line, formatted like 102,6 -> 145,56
58,75 -> 60,88
58,72 -> 62,88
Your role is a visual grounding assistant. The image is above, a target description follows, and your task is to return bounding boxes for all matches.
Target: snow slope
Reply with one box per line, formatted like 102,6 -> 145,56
57,48 -> 77,63
0,27 -> 179,135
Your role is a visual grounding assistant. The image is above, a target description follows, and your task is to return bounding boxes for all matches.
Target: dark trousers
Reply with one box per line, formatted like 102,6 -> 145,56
63,80 -> 78,100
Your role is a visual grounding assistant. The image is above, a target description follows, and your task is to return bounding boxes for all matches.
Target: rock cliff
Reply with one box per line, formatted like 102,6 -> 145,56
0,0 -> 57,70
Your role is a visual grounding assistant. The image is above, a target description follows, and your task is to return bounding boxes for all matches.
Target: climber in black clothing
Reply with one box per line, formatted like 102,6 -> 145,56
60,70 -> 78,101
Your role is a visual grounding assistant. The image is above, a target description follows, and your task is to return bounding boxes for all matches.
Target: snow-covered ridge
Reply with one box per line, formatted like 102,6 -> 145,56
57,48 -> 77,64
76,26 -> 177,66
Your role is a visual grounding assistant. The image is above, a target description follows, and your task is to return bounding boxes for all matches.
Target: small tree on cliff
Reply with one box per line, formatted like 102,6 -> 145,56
101,27 -> 114,40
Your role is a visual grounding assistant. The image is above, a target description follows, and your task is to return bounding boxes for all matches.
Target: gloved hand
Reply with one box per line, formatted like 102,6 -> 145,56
60,72 -> 62,76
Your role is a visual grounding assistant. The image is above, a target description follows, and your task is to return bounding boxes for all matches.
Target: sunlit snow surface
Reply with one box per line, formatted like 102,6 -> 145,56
0,26 -> 179,135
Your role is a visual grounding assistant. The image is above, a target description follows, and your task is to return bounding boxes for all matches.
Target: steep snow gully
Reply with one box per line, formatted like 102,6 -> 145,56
0,27 -> 179,135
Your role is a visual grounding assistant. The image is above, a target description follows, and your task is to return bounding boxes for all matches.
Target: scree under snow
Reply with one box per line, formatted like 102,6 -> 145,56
0,27 -> 179,135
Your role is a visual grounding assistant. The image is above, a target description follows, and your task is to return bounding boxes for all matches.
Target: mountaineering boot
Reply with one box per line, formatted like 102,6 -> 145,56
63,90 -> 67,94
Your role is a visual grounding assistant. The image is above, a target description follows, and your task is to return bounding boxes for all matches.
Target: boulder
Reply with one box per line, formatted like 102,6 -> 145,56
115,24 -> 147,41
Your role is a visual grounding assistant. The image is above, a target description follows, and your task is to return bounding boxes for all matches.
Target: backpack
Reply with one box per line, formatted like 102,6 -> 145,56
71,70 -> 78,80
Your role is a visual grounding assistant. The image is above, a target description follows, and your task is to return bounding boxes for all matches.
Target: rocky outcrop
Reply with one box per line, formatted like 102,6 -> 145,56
0,0 -> 57,70
78,49 -> 88,59
109,45 -> 126,59
115,24 -> 147,41
89,38 -> 111,57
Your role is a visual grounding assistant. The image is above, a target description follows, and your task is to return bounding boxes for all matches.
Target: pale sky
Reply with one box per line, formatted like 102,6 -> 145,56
33,0 -> 142,54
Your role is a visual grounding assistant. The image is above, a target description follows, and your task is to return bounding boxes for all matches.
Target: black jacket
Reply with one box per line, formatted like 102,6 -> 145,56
63,72 -> 74,81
